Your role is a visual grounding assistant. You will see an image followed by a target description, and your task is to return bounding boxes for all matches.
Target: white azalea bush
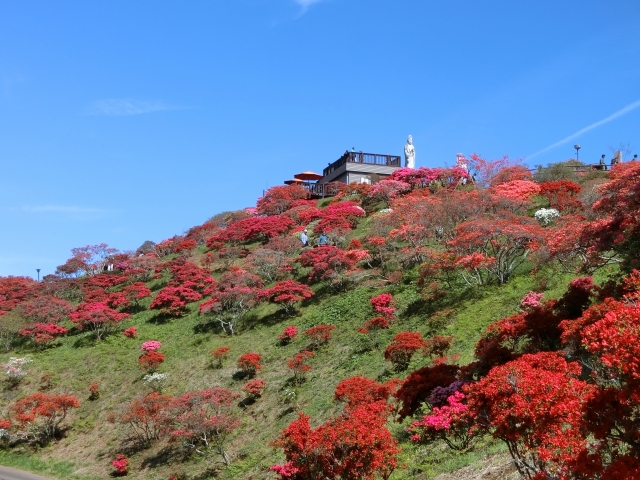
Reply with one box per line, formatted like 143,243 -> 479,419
534,208 -> 560,226
143,372 -> 168,392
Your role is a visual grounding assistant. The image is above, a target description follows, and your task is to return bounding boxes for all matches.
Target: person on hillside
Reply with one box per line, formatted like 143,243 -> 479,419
300,229 -> 309,247
318,233 -> 328,246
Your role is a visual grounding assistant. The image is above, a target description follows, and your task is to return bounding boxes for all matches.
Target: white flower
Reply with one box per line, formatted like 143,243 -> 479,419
534,208 -> 560,226
143,372 -> 168,391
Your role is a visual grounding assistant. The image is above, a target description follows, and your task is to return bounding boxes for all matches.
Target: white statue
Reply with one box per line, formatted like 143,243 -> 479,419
404,135 -> 415,169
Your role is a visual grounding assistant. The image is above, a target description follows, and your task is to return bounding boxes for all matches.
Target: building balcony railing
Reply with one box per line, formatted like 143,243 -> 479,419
323,151 -> 402,177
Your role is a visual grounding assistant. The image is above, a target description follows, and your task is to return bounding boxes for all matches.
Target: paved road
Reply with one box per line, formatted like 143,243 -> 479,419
0,466 -> 51,480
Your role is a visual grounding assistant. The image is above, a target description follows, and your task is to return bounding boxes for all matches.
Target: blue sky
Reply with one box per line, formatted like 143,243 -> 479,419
1,0 -> 639,277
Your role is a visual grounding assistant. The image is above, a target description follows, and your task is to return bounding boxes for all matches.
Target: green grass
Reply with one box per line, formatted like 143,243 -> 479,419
0,250 -> 604,479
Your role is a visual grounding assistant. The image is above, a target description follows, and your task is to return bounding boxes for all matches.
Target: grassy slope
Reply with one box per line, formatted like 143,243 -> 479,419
0,236 -> 618,480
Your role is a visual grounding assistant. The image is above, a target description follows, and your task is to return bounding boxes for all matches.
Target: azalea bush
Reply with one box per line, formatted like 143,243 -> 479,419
288,351 -> 314,384
237,352 -> 262,377
210,346 -> 231,368
278,325 -> 298,345
384,332 -> 425,371
304,324 -> 336,349
138,351 -> 165,372
143,372 -> 169,392
111,453 -> 128,475
1,356 -> 32,385
243,379 -> 266,399
534,207 -> 560,225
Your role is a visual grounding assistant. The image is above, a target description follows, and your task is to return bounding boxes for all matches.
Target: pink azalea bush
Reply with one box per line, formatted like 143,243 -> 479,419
141,340 -> 162,352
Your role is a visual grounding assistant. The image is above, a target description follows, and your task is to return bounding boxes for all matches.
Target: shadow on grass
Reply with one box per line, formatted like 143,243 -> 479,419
231,370 -> 252,381
277,406 -> 296,419
140,446 -> 180,469
238,397 -> 256,409
146,312 -> 174,325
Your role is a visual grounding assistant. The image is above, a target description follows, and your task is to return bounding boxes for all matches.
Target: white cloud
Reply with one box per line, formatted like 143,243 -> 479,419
88,99 -> 179,116
294,0 -> 326,14
22,205 -> 109,214
528,100 -> 640,160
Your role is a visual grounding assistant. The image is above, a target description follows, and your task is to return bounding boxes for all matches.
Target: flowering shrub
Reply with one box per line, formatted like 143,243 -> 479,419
304,324 -> 336,349
534,207 -> 560,225
491,179 -> 541,200
149,286 -> 202,317
334,376 -> 398,411
69,302 -> 130,339
88,382 -> 99,400
296,246 -> 358,289
358,316 -> 390,334
0,357 -> 32,384
278,325 -> 298,344
370,293 -> 396,319
138,351 -> 165,372
166,387 -> 241,465
288,351 -> 314,384
520,291 -> 544,311
141,340 -> 162,352
260,280 -> 313,314
16,295 -> 74,324
271,403 -> 399,480
367,179 -> 412,205
210,346 -> 231,368
423,335 -> 454,360
18,323 -> 68,345
7,392 -> 80,444
408,391 -> 474,450
115,392 -> 171,445
123,327 -> 137,338
111,453 -> 128,475
237,352 -> 262,376
243,379 -> 266,399
384,332 -> 426,371
143,372 -> 169,392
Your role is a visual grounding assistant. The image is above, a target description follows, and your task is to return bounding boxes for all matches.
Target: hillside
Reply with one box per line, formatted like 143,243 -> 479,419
1,158 -> 639,479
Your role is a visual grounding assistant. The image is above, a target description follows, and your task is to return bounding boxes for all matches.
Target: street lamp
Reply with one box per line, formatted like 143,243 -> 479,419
574,144 -> 581,161
36,269 -> 41,281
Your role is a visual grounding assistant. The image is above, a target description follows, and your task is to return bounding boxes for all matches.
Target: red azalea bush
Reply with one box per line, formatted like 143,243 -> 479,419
304,324 -> 336,349
243,379 -> 266,399
278,325 -> 298,344
88,382 -> 100,400
18,323 -> 68,345
491,179 -> 541,200
138,351 -> 165,372
149,286 -> 202,317
111,454 -> 128,475
237,352 -> 262,376
288,351 -> 314,383
210,346 -> 231,367
0,276 -> 38,315
123,327 -> 137,338
166,387 -> 241,465
69,302 -> 130,339
384,332 -> 426,371
296,246 -> 358,288
16,295 -> 74,324
370,293 -> 396,319
7,392 -> 81,444
334,376 -> 398,411
260,280 -> 313,313
271,403 -> 399,480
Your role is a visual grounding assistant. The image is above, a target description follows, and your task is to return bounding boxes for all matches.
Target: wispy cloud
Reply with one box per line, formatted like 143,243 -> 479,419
294,0 -> 326,15
528,100 -> 640,160
22,205 -> 110,214
88,99 -> 181,116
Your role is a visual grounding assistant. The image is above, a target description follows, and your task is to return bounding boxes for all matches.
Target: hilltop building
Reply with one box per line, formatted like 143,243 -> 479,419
285,150 -> 402,197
